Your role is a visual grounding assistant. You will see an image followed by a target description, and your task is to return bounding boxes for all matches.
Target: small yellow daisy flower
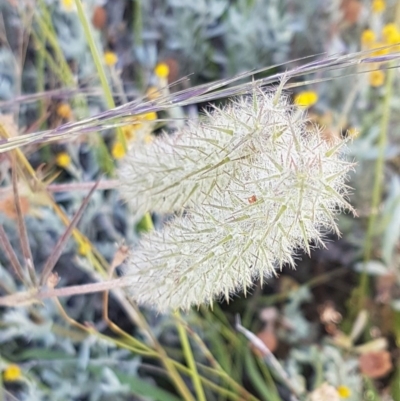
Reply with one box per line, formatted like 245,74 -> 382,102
369,70 -> 385,87
56,152 -> 71,168
112,142 -> 126,159
78,241 -> 91,256
337,385 -> 351,399
372,0 -> 385,13
361,29 -> 376,47
294,91 -> 318,108
104,51 -> 118,67
3,364 -> 22,382
56,103 -> 72,119
154,63 -> 170,79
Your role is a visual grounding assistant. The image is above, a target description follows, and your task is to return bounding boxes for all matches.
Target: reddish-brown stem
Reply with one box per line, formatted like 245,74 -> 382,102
0,277 -> 131,307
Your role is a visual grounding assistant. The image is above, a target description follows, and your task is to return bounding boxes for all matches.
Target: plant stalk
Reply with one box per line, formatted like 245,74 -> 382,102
175,312 -> 207,401
360,66 -> 395,308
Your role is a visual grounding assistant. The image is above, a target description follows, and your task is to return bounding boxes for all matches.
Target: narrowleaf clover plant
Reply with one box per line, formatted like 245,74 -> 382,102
118,84 -> 355,312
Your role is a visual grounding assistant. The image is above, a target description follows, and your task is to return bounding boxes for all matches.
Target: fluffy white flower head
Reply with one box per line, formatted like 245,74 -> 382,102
119,85 -> 354,312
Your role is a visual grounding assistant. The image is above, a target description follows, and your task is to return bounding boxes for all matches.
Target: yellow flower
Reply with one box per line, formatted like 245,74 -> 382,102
56,103 -> 72,119
361,29 -> 376,47
372,0 -> 385,13
337,385 -> 351,399
78,241 -> 91,256
3,364 -> 22,382
382,23 -> 400,45
387,33 -> 400,46
112,142 -> 126,159
154,63 -> 169,79
61,0 -> 75,11
369,70 -> 385,87
143,112 -> 157,121
294,91 -> 318,107
56,152 -> 71,168
382,23 -> 398,39
104,51 -> 118,67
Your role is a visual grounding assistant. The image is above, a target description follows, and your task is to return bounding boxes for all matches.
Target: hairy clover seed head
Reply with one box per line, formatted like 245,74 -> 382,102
119,86 -> 354,312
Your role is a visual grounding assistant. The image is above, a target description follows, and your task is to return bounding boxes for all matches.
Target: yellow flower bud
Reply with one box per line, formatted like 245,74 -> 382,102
78,241 -> 91,256
382,23 -> 400,45
104,51 -> 118,67
369,70 -> 385,87
361,29 -> 376,47
154,63 -> 169,79
3,364 -> 22,382
372,0 -> 385,13
56,152 -> 71,168
112,142 -> 126,159
337,385 -> 351,399
294,91 -> 318,107
143,112 -> 157,121
56,103 -> 72,119
61,0 -> 75,12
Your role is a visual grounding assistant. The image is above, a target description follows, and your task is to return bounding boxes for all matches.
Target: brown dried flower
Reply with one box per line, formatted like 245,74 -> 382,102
92,6 -> 107,30
359,351 -> 392,379
340,0 -> 363,25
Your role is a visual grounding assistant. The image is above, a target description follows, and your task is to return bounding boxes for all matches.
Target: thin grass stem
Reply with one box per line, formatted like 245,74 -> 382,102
361,66 -> 395,309
174,312 -> 207,401
73,0 -> 125,154
11,157 -> 37,286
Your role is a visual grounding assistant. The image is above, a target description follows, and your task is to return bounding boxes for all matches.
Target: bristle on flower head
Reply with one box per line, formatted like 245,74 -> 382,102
119,85 -> 354,312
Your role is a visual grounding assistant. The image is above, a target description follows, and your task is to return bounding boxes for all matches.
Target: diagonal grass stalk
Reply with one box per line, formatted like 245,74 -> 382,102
1,50 -> 399,154
34,1 -> 113,172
